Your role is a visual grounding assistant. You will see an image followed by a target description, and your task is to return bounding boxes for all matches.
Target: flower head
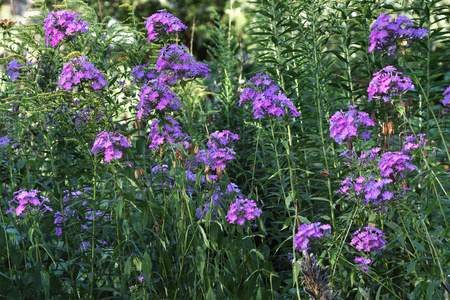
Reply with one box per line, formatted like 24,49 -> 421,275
44,10 -> 90,47
91,131 -> 132,162
443,86 -> 450,107
226,198 -> 262,225
155,44 -> 210,85
137,81 -> 182,119
147,117 -> 190,150
131,63 -> 157,86
6,189 -> 52,216
369,12 -> 428,55
239,72 -> 300,119
350,226 -> 387,252
329,106 -> 376,145
367,66 -> 414,102
58,56 -> 107,91
144,9 -> 187,42
196,130 -> 239,171
355,257 -> 372,272
294,222 -> 331,251
6,59 -> 34,81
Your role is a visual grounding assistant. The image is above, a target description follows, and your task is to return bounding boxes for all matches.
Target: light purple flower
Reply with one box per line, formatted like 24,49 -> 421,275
329,106 -> 376,145
369,12 -> 428,55
443,86 -> 450,106
226,198 -> 262,225
144,9 -> 187,42
294,222 -> 331,251
368,66 -> 414,102
91,131 -> 132,162
6,189 -> 52,216
58,56 -> 107,91
44,10 -> 90,47
355,257 -> 372,272
137,81 -> 183,119
6,59 -> 34,80
196,130 -> 239,171
147,117 -> 190,150
350,226 -> 386,252
239,72 -> 300,119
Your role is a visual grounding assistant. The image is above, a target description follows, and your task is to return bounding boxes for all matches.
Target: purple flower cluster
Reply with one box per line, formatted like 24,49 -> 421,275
144,9 -> 187,42
44,10 -> 90,47
368,66 -> 414,102
131,63 -> 156,86
54,188 -> 107,236
339,175 -> 394,206
197,130 -> 239,171
137,81 -> 183,119
226,198 -> 262,225
196,183 -> 241,220
155,44 -> 210,85
329,105 -> 376,145
6,189 -> 52,216
294,222 -> 331,251
239,73 -> 300,119
354,257 -> 372,272
378,151 -> 418,180
6,59 -> 34,80
369,12 -> 428,55
91,131 -> 132,162
0,136 -> 12,148
147,118 -> 190,150
443,86 -> 450,107
351,226 -> 387,252
59,56 -> 107,91
402,133 -> 432,153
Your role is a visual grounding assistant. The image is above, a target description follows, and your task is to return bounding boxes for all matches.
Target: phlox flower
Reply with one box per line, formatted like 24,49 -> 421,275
44,10 -> 90,47
137,81 -> 183,119
6,189 -> 52,216
144,9 -> 187,42
147,118 -> 190,150
196,130 -> 239,171
369,12 -> 428,55
350,226 -> 386,252
368,66 -> 414,102
355,257 -> 372,272
91,131 -> 132,162
239,72 -> 300,119
294,222 -> 331,251
58,56 -> 107,91
226,198 -> 262,225
6,59 -> 34,81
443,86 -> 450,107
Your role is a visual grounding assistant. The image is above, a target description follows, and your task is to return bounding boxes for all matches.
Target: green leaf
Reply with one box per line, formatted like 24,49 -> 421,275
142,251 -> 152,276
196,246 -> 205,278
17,159 -> 26,171
124,256 -> 132,279
206,287 -> 216,300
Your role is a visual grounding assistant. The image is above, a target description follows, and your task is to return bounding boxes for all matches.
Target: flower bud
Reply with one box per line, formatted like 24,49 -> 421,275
388,122 -> 394,135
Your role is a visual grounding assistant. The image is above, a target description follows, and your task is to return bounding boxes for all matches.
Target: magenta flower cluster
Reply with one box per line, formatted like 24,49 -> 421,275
155,44 -> 210,85
137,81 -> 183,119
354,257 -> 373,272
378,151 -> 418,180
443,86 -> 450,107
144,9 -> 187,42
368,66 -> 414,102
196,183 -> 241,220
369,12 -> 428,55
131,63 -> 156,86
91,131 -> 132,162
6,189 -> 52,216
226,198 -> 262,226
329,105 -> 376,145
239,72 -> 300,119
294,222 -> 331,251
44,10 -> 90,47
59,56 -> 107,91
147,118 -> 190,150
351,226 -> 387,252
197,130 -> 239,171
6,59 -> 34,80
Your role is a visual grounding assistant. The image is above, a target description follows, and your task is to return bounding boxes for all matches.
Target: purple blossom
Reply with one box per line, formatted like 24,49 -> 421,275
196,130 -> 239,171
329,106 -> 376,145
378,151 -> 417,180
131,63 -> 156,85
355,257 -> 372,272
6,189 -> 52,216
6,59 -> 34,80
137,81 -> 183,119
402,133 -> 430,152
196,183 -> 241,220
226,198 -> 262,226
294,222 -> 331,251
91,131 -> 132,162
144,9 -> 187,42
147,117 -> 190,150
155,44 -> 210,85
239,72 -> 300,119
368,66 -> 414,102
350,226 -> 387,252
44,10 -> 90,47
443,86 -> 450,107
0,136 -> 12,148
58,56 -> 107,91
369,12 -> 428,55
